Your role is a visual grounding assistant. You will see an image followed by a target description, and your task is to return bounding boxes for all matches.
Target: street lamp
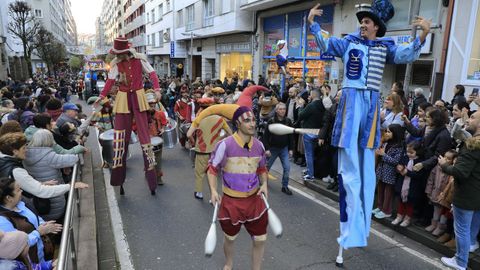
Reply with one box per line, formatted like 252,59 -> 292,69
181,32 -> 201,79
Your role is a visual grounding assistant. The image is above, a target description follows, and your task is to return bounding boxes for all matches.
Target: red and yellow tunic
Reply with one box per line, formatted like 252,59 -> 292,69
99,55 -> 160,114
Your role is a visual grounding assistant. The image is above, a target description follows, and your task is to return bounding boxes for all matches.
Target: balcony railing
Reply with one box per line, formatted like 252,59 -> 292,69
186,21 -> 194,31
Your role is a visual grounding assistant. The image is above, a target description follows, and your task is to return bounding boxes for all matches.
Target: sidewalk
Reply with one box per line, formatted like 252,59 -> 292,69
270,158 -> 480,270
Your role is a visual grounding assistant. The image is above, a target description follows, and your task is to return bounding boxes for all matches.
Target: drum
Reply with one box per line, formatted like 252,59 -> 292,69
151,136 -> 164,153
179,122 -> 191,136
99,129 -> 114,165
162,118 -> 178,149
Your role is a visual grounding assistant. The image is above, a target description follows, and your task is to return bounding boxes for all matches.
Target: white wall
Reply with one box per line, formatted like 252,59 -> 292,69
443,0 -> 479,106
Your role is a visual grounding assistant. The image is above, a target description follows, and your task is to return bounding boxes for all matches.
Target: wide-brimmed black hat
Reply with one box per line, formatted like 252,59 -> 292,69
356,0 -> 394,37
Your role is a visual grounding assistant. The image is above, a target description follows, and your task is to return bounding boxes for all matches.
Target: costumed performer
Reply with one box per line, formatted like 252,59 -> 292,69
191,98 -> 232,200
307,0 -> 431,254
275,40 -> 288,75
208,106 -> 269,270
96,37 -> 162,195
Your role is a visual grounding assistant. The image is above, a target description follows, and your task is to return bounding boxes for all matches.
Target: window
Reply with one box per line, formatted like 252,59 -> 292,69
147,34 -> 150,45
34,9 -> 42,18
164,28 -> 171,42
204,0 -> 214,27
395,61 -> 434,86
159,30 -> 164,47
166,0 -> 170,12
151,9 -> 155,23
147,12 -> 150,23
186,5 -> 194,31
152,32 -> 156,47
158,4 -> 163,20
387,0 -> 439,29
466,4 -> 480,82
177,10 -> 183,27
222,0 -> 231,14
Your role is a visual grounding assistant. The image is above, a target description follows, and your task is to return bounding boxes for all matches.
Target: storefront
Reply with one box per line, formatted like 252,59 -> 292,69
217,36 -> 252,81
261,4 -> 334,86
443,0 -> 480,104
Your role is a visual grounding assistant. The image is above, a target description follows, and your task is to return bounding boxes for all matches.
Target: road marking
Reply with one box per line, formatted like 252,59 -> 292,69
95,128 -> 135,270
289,185 -> 448,269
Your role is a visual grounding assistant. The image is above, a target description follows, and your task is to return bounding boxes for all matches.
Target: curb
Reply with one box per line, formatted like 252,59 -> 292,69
270,168 -> 480,270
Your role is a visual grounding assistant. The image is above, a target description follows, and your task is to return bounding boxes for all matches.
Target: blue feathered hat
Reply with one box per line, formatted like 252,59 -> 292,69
356,0 -> 395,37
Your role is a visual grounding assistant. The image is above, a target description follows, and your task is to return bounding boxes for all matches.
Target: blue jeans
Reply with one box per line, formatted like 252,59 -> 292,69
303,134 -> 317,177
453,206 -> 480,267
267,146 -> 290,187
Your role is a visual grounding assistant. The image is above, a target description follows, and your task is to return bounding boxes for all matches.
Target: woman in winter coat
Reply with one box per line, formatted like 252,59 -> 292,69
373,124 -> 405,219
402,108 -> 454,225
22,130 -> 80,221
0,133 -> 88,221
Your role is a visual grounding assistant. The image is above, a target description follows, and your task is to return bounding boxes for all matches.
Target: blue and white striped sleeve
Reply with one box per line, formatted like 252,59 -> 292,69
387,37 -> 424,64
309,22 -> 348,57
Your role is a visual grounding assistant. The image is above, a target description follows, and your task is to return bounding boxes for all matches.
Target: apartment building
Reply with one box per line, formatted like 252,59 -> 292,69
99,0 -> 124,47
123,0 -> 147,54
172,0 -> 254,80
145,0 -> 177,77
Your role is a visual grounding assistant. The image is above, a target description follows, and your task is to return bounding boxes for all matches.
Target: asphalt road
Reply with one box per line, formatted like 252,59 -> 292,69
102,140 -> 449,270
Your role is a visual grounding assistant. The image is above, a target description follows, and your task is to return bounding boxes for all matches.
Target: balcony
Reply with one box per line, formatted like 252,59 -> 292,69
203,16 -> 214,27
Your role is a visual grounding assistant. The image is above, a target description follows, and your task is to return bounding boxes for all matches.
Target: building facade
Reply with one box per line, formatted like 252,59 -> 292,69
123,0 -> 147,53
99,0 -> 124,47
442,0 -> 480,108
246,0 -> 449,99
172,0 -> 254,80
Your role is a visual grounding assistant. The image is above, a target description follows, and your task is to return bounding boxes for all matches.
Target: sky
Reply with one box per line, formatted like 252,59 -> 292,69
71,0 -> 103,34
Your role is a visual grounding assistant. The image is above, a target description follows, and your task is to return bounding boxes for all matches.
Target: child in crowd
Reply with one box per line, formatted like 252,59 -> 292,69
437,175 -> 456,248
392,141 -> 428,227
91,99 -> 114,134
424,149 -> 458,235
373,124 -> 405,219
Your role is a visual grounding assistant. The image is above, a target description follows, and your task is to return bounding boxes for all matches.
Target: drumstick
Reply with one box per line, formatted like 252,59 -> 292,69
204,202 -> 219,257
261,193 -> 283,238
268,123 -> 320,136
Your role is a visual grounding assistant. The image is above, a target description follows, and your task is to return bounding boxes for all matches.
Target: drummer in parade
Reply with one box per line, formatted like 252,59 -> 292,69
146,91 -> 168,185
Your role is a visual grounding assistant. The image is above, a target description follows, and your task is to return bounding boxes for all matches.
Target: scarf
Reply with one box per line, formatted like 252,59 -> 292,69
401,159 -> 414,202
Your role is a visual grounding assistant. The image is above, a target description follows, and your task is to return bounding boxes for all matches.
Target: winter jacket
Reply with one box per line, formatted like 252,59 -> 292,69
451,94 -> 466,107
405,124 -> 453,172
263,117 -> 294,151
298,99 -> 326,129
395,156 -> 429,204
22,147 -> 78,220
55,113 -> 80,129
375,143 -> 404,185
441,136 -> 480,210
425,164 -> 450,204
24,126 -> 85,154
410,94 -> 427,118
0,153 -> 70,200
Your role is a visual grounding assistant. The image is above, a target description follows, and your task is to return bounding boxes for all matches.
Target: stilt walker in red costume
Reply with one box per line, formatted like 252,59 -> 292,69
96,37 -> 161,195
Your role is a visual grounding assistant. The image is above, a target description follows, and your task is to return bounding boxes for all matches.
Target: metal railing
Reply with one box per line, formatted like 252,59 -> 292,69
57,160 -> 81,270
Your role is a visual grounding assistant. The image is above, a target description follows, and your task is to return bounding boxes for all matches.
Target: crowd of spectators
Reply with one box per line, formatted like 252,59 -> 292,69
0,75 -> 89,269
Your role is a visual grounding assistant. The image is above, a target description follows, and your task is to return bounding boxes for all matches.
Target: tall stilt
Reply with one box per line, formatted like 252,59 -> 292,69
280,72 -> 286,98
335,245 -> 343,267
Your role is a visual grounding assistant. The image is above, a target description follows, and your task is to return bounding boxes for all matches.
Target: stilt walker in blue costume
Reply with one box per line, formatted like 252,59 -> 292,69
308,1 -> 431,266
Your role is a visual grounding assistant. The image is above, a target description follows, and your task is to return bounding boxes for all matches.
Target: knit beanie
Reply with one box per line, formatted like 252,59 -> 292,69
0,230 -> 28,259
